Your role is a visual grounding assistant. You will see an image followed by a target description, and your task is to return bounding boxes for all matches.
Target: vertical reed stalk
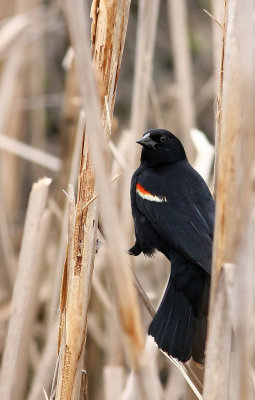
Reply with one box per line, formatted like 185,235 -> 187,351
57,1 -> 162,399
121,0 -> 160,243
167,0 -> 195,159
204,0 -> 255,398
0,178 -> 51,400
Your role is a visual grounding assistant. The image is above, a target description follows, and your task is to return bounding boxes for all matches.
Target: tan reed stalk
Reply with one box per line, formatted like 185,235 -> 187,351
55,163 -> 98,400
208,0 -> 234,313
48,111 -> 85,327
0,134 -> 62,171
211,0 -> 225,95
55,1 -> 162,399
204,0 -> 255,398
130,0 -> 161,141
53,2 -> 155,398
0,177 -> 52,400
28,320 -> 58,400
203,264 -> 233,399
167,0 -> 195,159
120,0 -> 160,247
0,185 -> 15,290
228,0 -> 255,397
212,0 -> 228,196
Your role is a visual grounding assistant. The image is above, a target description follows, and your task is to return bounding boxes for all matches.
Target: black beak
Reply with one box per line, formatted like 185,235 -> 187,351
136,133 -> 157,149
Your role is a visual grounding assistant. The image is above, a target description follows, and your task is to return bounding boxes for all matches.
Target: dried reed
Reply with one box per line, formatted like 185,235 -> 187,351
0,1 -> 254,399
0,178 -> 51,400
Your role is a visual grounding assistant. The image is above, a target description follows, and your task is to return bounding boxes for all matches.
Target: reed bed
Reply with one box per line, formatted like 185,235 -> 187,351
0,1 -> 254,399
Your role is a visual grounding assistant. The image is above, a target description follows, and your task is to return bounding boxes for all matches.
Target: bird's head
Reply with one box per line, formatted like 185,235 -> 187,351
136,129 -> 187,164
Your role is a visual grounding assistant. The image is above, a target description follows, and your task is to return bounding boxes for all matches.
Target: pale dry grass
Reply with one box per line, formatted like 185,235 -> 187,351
0,1 -> 254,399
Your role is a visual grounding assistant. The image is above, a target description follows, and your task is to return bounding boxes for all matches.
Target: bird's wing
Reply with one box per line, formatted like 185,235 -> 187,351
135,165 -> 214,274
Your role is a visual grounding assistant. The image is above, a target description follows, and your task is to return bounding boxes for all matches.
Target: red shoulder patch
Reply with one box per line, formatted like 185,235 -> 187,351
136,183 -> 167,202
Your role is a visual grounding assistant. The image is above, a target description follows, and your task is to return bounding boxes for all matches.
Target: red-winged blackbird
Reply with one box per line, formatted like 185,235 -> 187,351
129,129 -> 214,363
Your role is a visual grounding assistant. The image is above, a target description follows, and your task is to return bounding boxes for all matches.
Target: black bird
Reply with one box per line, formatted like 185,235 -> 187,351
129,129 -> 214,363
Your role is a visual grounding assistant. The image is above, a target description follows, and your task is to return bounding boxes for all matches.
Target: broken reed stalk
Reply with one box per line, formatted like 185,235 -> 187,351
56,175 -> 98,400
0,177 -> 52,400
57,1 -> 163,399
28,111 -> 84,400
167,0 -> 196,160
55,1 -> 157,399
48,111 -> 85,328
204,0 -> 255,398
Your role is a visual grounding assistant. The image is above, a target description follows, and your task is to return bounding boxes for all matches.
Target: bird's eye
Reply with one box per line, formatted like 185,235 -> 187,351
160,135 -> 166,143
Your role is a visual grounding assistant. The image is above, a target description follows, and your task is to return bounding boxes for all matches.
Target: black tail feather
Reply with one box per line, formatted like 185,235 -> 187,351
148,277 -> 206,363
192,316 -> 207,363
148,278 -> 193,362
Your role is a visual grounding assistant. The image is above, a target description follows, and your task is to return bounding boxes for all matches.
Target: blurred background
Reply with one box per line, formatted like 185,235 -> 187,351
0,0 -> 221,399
